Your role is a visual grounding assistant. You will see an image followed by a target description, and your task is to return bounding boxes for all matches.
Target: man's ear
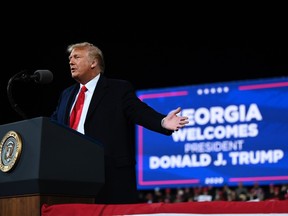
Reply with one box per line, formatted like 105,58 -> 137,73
91,60 -> 98,69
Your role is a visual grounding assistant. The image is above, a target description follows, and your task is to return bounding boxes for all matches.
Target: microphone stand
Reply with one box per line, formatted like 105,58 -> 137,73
7,70 -> 28,119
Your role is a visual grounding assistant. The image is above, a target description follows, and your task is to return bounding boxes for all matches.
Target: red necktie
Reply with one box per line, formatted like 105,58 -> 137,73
69,85 -> 87,130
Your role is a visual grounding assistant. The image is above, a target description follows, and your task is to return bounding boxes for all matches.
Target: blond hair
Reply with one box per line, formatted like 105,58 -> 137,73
67,42 -> 105,73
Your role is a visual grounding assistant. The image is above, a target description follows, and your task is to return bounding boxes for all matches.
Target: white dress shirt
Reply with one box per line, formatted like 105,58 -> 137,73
70,74 -> 100,134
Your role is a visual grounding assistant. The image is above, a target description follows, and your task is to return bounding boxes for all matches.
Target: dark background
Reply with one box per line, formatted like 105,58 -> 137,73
1,11 -> 287,125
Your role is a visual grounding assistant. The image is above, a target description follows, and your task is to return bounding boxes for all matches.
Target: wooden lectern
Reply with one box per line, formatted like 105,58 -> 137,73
0,117 -> 104,216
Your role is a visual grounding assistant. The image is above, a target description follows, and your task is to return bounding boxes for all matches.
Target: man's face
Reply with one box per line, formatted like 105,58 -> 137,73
69,47 -> 93,82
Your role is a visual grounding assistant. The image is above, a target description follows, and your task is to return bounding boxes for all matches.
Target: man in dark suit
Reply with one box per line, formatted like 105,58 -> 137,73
51,42 -> 189,204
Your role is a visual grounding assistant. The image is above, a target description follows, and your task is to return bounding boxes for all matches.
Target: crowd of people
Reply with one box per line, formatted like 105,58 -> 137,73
138,182 -> 288,203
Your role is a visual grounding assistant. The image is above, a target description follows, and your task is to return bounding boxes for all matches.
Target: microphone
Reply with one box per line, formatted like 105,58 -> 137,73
7,69 -> 54,119
14,69 -> 53,84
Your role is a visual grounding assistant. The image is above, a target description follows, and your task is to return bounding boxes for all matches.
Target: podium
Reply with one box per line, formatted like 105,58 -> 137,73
0,117 -> 104,216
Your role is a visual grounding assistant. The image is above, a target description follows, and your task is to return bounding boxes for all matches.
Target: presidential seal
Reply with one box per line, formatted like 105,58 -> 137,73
0,131 -> 22,172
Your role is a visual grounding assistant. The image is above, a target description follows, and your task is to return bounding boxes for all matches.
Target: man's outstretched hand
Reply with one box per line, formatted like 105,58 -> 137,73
161,107 -> 189,131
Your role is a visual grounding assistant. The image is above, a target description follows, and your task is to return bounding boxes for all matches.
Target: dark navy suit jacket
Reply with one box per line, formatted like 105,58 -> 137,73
51,74 -> 172,204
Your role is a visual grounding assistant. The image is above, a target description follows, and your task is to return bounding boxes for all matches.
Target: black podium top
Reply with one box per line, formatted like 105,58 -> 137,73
0,117 -> 104,197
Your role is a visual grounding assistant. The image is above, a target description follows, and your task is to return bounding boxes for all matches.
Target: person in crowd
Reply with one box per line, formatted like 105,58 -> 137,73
235,182 -> 249,201
51,42 -> 189,204
249,182 -> 265,201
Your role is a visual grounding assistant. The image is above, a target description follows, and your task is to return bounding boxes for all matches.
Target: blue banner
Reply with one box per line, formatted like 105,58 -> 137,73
136,77 -> 288,189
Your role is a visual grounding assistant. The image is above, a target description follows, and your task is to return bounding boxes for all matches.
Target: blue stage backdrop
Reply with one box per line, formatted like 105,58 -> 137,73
136,77 -> 288,190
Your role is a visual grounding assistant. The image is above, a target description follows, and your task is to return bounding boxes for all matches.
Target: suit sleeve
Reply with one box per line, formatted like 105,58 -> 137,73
122,81 -> 173,136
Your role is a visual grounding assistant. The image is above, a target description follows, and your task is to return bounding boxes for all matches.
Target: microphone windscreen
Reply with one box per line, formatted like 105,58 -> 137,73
34,70 -> 53,84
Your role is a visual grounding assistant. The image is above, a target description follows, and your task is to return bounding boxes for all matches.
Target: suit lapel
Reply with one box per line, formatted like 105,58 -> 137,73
86,75 -> 108,119
65,84 -> 80,124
